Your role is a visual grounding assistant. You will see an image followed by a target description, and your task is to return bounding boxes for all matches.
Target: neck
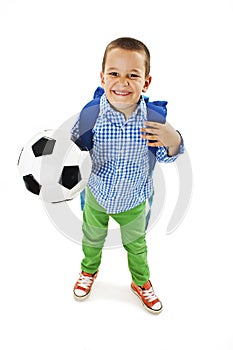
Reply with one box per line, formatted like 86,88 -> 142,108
110,102 -> 137,119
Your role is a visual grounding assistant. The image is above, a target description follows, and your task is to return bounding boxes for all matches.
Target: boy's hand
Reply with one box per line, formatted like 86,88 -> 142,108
141,121 -> 181,156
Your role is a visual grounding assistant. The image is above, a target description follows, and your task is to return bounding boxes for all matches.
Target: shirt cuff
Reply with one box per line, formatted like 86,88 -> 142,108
167,130 -> 185,157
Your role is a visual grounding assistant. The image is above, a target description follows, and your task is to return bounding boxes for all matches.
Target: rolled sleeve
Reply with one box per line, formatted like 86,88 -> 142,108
70,113 -> 80,142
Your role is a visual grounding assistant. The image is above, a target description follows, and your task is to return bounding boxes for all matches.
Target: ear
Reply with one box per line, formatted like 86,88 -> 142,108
142,75 -> 152,93
100,71 -> 105,87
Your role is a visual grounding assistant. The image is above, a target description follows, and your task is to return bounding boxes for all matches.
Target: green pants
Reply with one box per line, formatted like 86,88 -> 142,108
81,188 -> 150,286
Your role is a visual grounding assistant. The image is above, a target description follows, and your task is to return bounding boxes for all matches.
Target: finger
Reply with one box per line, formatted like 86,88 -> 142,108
141,133 -> 165,146
140,127 -> 159,135
144,121 -> 162,128
146,141 -> 164,147
141,134 -> 160,141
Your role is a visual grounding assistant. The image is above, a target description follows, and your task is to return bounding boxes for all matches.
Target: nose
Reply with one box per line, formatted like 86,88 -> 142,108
118,76 -> 129,86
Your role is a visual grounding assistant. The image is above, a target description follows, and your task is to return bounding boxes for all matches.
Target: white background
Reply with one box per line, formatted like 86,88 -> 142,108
1,0 -> 233,349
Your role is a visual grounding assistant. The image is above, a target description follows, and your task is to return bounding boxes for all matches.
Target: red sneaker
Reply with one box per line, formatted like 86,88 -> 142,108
73,271 -> 98,300
131,280 -> 163,314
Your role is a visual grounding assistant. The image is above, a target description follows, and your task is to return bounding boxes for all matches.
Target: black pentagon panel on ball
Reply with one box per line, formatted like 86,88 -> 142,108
59,166 -> 82,190
23,174 -> 41,195
32,137 -> 56,157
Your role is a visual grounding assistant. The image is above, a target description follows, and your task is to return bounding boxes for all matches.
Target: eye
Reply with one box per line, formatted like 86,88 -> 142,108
108,72 -> 119,77
128,73 -> 140,79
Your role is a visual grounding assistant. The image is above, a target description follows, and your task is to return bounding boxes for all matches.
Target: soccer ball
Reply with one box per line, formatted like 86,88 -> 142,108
18,129 -> 92,203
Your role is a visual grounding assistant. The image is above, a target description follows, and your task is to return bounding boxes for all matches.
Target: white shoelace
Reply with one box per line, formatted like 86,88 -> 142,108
142,287 -> 158,303
77,274 -> 93,289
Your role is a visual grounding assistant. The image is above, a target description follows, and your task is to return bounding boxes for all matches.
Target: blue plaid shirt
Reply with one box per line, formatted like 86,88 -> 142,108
72,93 -> 184,214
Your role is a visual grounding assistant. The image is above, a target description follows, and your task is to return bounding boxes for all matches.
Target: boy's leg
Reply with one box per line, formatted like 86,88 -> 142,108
112,202 -> 150,286
81,187 -> 109,274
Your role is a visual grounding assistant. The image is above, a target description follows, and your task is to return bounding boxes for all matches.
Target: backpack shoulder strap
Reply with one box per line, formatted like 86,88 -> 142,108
141,96 -> 168,172
144,95 -> 167,124
71,87 -> 104,151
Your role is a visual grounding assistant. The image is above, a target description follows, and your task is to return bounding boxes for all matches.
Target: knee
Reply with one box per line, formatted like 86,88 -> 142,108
123,236 -> 147,255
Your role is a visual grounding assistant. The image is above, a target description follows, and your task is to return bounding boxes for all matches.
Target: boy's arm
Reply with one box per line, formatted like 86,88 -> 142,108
141,121 -> 184,162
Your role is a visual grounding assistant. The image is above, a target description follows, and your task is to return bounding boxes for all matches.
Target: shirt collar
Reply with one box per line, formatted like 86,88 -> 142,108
99,93 -> 147,122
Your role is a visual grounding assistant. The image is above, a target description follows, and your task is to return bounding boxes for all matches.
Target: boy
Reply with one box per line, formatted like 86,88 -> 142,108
71,37 -> 184,314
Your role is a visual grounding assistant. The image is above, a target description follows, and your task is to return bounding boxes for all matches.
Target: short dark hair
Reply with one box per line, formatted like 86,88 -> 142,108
102,37 -> 151,77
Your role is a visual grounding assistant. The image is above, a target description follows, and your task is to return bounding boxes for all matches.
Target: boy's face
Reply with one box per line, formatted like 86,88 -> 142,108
100,48 -> 151,117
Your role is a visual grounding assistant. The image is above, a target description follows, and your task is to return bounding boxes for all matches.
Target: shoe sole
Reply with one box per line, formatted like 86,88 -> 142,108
73,290 -> 91,301
131,286 -> 163,314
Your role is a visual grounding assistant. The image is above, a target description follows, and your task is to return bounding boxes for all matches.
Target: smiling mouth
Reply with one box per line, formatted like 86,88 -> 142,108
113,90 -> 131,96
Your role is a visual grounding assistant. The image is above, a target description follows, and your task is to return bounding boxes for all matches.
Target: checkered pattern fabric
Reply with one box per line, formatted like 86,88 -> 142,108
71,93 -> 183,214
